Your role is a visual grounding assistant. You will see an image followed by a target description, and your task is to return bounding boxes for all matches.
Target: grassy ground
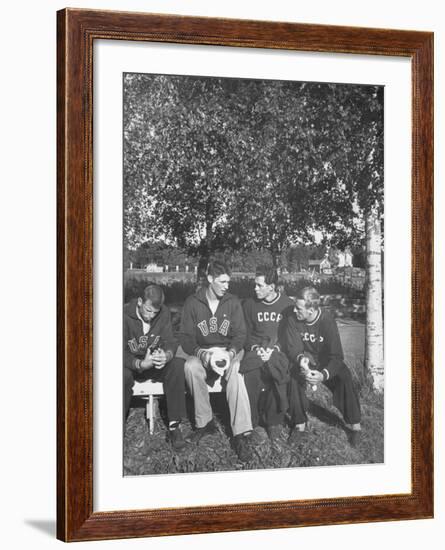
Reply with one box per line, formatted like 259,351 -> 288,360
123,319 -> 383,476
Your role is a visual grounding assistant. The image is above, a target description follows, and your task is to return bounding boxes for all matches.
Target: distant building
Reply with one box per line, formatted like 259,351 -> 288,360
320,257 -> 332,274
308,257 -> 332,274
308,259 -> 322,272
337,248 -> 353,268
145,263 -> 163,273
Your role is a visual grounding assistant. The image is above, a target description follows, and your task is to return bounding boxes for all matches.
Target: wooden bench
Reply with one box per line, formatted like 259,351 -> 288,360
132,378 -> 224,434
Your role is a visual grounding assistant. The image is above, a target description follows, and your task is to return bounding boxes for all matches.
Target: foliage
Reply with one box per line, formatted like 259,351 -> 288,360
124,75 -> 241,263
124,75 -> 383,267
314,85 -> 384,246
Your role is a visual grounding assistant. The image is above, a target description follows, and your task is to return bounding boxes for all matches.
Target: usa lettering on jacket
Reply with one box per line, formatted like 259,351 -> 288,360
301,332 -> 324,343
257,311 -> 282,323
197,317 -> 230,337
127,335 -> 160,353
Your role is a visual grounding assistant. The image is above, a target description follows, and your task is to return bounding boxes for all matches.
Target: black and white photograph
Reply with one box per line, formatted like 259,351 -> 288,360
122,72 -> 384,476
0,0 -> 440,545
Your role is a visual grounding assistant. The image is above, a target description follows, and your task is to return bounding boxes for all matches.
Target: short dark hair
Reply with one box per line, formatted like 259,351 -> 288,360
255,265 -> 278,287
295,286 -> 320,309
207,261 -> 231,278
142,284 -> 165,308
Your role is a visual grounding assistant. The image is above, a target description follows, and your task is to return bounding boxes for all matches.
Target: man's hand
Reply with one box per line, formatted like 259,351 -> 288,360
303,369 -> 324,384
298,354 -> 317,373
139,349 -> 154,370
258,347 -> 273,362
299,355 -> 310,375
297,355 -> 321,390
152,349 -> 168,370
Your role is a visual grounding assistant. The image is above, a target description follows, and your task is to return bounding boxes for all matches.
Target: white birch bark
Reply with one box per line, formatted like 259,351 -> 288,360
365,206 -> 384,391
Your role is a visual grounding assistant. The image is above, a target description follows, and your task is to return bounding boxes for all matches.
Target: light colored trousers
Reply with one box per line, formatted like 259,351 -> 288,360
177,346 -> 252,436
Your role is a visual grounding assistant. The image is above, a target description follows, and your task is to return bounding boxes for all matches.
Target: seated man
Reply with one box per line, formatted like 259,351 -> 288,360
240,266 -> 294,441
179,261 -> 253,462
282,286 -> 362,446
124,284 -> 187,450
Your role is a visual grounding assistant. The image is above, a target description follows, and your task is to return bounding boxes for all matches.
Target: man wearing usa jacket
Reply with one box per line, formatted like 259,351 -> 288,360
179,261 -> 253,462
124,284 -> 187,450
282,286 -> 362,447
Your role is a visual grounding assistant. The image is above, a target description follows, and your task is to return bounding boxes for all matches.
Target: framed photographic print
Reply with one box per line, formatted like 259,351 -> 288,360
57,8 -> 433,542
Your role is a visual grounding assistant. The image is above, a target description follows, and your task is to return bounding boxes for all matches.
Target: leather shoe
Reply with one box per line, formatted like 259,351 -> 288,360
233,433 -> 253,462
187,419 -> 218,444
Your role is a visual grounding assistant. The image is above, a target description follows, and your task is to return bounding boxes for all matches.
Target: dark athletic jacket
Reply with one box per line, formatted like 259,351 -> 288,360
179,287 -> 246,356
243,292 -> 295,351
123,299 -> 178,372
281,307 -> 345,378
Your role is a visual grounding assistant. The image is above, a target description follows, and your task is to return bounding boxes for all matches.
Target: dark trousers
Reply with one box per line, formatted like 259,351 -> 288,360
124,357 -> 187,427
243,353 -> 286,428
288,363 -> 361,426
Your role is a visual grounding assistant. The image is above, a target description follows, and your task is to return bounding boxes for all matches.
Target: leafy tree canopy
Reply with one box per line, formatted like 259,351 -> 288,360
124,74 -> 383,267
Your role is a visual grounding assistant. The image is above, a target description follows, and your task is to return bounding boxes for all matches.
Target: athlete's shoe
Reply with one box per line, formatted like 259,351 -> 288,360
266,425 -> 282,442
287,427 -> 306,446
167,426 -> 187,451
348,430 -> 361,448
249,426 -> 268,446
233,433 -> 253,462
187,419 -> 218,444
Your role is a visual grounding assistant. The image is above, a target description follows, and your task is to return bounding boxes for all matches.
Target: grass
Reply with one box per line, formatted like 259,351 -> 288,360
123,319 -> 383,476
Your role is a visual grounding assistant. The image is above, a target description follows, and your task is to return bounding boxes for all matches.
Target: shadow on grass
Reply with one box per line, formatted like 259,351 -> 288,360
144,392 -> 233,438
308,401 -> 346,432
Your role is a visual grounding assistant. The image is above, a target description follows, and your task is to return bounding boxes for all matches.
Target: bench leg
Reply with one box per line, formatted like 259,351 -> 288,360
149,395 -> 154,435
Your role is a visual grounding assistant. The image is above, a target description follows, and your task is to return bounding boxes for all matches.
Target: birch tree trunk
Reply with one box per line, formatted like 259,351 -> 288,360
365,206 -> 384,391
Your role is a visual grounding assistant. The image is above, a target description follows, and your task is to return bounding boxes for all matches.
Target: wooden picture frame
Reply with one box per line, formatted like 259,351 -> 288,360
57,8 -> 433,542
